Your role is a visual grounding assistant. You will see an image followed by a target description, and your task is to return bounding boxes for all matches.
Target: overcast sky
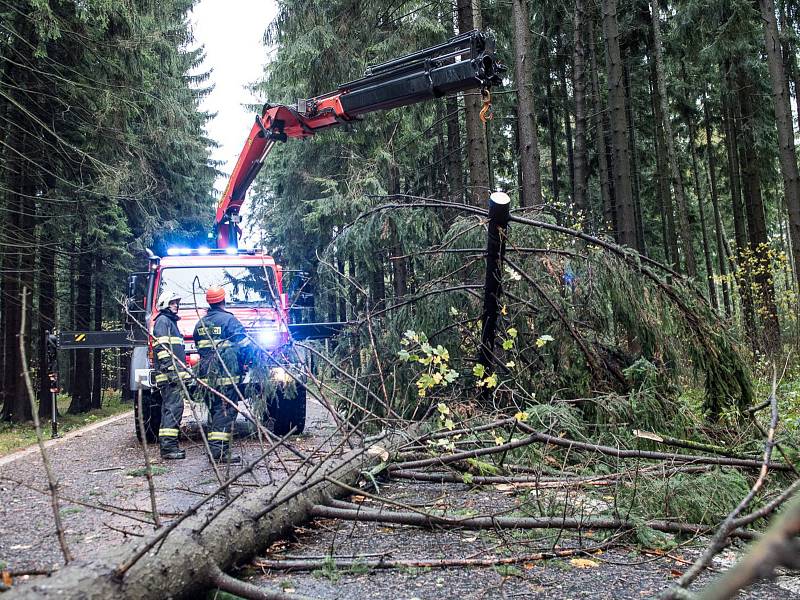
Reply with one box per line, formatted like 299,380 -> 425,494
190,0 -> 278,197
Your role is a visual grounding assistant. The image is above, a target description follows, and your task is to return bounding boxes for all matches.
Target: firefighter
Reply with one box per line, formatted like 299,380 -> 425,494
193,285 -> 254,463
153,290 -> 190,459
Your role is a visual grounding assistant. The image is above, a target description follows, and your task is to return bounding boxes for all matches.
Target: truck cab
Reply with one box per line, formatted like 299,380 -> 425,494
129,247 -> 306,442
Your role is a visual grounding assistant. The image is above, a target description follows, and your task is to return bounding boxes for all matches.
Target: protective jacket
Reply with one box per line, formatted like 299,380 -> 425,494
192,306 -> 253,386
153,310 -> 189,385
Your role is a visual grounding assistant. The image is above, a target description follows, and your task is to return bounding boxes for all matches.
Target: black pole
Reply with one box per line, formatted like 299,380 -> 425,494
478,191 -> 511,384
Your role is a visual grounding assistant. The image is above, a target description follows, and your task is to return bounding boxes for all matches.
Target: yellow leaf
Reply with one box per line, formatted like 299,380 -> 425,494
570,558 -> 599,568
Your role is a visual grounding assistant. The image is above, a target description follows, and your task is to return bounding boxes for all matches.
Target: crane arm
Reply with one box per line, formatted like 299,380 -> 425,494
214,29 -> 505,248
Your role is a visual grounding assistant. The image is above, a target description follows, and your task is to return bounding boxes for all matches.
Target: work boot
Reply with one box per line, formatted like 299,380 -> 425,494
212,453 -> 241,465
210,443 -> 241,464
159,439 -> 186,460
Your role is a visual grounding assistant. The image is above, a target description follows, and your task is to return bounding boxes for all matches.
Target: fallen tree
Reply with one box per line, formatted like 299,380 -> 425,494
10,430 -> 414,599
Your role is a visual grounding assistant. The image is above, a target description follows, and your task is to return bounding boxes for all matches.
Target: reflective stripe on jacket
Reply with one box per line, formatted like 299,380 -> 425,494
153,310 -> 188,386
192,306 -> 253,384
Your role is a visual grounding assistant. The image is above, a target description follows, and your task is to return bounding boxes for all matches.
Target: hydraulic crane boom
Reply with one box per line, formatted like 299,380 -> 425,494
214,29 -> 505,248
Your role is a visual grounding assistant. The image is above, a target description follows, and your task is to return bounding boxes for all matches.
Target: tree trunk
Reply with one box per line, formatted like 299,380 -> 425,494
760,0 -> 800,293
648,52 -> 677,267
590,24 -> 614,234
512,0 -> 543,209
687,116 -> 718,309
12,431 -> 417,600
445,96 -> 464,203
623,55 -> 645,254
601,0 -> 636,248
572,0 -> 589,218
736,70 -> 781,353
557,26 -> 575,204
721,74 -> 756,340
92,255 -> 103,410
543,25 -> 560,209
650,0 -> 696,276
38,222 -> 57,419
703,95 -> 732,316
457,0 -> 489,205
69,232 -> 93,414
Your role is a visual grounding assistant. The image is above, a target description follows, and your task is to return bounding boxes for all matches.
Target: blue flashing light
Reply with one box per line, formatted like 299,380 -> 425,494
225,247 -> 237,255
198,246 -> 211,255
167,247 -> 180,256
178,248 -> 191,255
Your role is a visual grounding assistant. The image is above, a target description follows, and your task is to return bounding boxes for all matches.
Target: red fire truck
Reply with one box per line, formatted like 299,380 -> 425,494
54,30 -> 504,442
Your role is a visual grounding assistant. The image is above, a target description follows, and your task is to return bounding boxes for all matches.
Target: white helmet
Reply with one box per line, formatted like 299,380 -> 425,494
156,289 -> 182,311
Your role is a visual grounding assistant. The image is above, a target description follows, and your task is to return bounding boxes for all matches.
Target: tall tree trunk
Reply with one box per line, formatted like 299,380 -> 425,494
572,0 -> 589,218
544,27 -> 560,208
445,98 -> 464,203
760,0 -> 800,292
648,53 -> 677,267
736,71 -> 781,353
590,24 -> 614,234
1,177 -> 23,422
623,56 -> 645,254
38,219 -> 57,419
703,95 -> 732,316
92,255 -> 103,410
721,74 -> 756,339
512,0 -> 543,209
687,117 -> 718,309
649,0 -> 696,276
601,0 -> 636,247
69,233 -> 93,414
457,0 -> 489,205
557,26 -> 575,204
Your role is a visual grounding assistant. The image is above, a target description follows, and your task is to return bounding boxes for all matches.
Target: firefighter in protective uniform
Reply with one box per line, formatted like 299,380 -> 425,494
153,290 -> 190,459
193,285 -> 254,463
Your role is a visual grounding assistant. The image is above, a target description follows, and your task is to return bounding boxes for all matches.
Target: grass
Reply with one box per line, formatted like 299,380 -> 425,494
0,390 -> 131,457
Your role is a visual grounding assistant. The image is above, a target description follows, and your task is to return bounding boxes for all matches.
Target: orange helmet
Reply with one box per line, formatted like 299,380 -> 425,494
205,286 -> 226,305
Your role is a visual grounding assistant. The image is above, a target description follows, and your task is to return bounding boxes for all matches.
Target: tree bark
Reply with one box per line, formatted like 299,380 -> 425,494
92,255 -> 103,409
457,0 -> 489,205
590,23 -> 614,234
557,26 -> 575,204
543,23 -> 560,208
735,70 -> 781,353
601,0 -> 636,248
512,0 -> 543,209
38,220 -> 57,419
69,231 -> 93,414
623,55 -> 646,254
572,0 -> 589,218
703,95 -> 732,316
12,432 -> 415,599
648,51 -> 677,267
650,0 -> 696,276
760,0 -> 800,293
721,75 -> 756,339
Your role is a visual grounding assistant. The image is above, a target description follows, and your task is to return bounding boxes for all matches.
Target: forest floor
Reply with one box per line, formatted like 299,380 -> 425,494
0,398 -> 798,599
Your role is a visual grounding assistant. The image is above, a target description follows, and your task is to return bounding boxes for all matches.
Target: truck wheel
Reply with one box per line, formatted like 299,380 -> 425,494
134,390 -> 162,444
265,383 -> 306,436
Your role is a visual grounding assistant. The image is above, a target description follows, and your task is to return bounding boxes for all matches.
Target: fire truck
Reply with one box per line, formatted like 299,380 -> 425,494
53,30 -> 504,442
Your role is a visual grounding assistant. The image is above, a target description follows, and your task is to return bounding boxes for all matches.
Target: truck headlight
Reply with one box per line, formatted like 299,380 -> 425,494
257,328 -> 280,348
270,367 -> 292,383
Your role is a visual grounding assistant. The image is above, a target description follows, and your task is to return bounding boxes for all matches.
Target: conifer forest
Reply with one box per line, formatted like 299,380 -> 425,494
1,0 -> 800,598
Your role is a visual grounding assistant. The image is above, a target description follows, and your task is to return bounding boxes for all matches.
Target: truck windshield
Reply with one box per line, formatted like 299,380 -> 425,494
158,266 -> 279,308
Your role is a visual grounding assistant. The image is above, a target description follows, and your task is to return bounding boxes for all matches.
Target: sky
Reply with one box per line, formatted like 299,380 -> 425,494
189,0 -> 278,199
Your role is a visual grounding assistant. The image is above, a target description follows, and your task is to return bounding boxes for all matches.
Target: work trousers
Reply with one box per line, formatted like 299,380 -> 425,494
158,383 -> 184,447
207,385 -> 239,456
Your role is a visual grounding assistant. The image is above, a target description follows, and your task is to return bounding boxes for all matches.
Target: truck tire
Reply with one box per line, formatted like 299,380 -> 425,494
265,383 -> 306,436
134,390 -> 162,444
